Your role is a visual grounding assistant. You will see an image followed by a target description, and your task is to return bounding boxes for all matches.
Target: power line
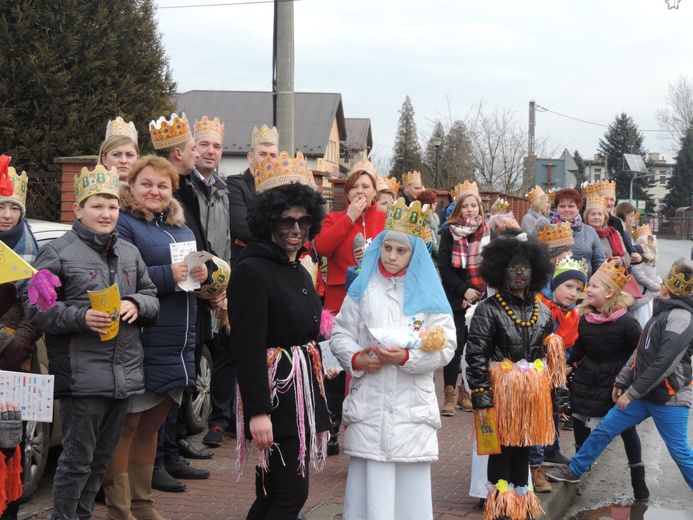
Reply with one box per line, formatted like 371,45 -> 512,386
158,0 -> 297,9
536,104 -> 667,133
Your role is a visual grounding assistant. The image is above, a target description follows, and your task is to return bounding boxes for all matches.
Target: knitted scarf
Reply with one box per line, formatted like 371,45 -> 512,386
549,209 -> 583,230
594,225 -> 625,258
449,217 -> 489,292
0,219 -> 38,292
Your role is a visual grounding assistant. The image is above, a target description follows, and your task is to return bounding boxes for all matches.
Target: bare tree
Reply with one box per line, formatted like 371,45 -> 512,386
368,136 -> 393,175
656,75 -> 693,147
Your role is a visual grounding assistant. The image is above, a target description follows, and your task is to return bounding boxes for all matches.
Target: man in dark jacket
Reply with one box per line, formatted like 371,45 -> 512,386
547,258 -> 693,491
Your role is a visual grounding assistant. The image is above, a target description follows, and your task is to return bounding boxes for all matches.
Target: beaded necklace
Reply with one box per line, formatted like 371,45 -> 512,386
495,292 -> 539,327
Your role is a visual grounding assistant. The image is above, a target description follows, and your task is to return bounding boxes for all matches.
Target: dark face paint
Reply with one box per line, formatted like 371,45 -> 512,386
504,262 -> 532,297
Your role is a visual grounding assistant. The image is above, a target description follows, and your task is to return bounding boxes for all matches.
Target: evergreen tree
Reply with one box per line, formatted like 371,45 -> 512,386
0,0 -> 176,170
391,96 -> 423,179
573,150 -> 588,185
597,113 -> 651,206
422,121 -> 445,188
663,127 -> 693,217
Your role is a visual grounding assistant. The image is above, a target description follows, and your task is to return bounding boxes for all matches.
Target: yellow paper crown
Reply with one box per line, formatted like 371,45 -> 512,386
7,167 -> 28,207
251,124 -> 279,148
631,224 -> 653,241
194,116 -> 225,142
491,198 -> 509,213
489,212 -> 520,233
536,221 -> 574,250
596,179 -> 616,196
664,260 -> 693,296
402,171 -> 421,184
376,175 -> 400,196
254,151 -> 312,195
581,181 -> 599,196
585,194 -> 609,213
149,112 -> 192,150
74,165 -> 120,204
526,185 -> 546,203
451,180 -> 479,201
105,116 -> 138,143
593,258 -> 630,294
555,256 -> 589,277
385,198 -> 430,239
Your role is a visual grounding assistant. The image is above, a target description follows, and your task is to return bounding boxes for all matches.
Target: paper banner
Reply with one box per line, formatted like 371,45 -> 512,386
0,239 -> 36,284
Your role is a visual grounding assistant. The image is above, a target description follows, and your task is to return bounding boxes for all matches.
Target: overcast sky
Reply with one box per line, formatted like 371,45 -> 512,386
155,0 -> 690,166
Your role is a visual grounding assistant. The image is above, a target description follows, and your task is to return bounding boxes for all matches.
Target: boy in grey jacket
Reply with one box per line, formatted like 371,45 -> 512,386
23,166 -> 158,520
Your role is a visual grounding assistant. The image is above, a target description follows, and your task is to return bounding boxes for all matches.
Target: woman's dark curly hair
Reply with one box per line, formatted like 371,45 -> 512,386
247,182 -> 326,241
479,236 -> 554,292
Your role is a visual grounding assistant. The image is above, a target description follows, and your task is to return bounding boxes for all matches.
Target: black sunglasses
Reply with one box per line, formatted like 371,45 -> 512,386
276,215 -> 313,230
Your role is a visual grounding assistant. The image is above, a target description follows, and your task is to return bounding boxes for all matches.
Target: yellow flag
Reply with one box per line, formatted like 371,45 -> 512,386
0,240 -> 36,284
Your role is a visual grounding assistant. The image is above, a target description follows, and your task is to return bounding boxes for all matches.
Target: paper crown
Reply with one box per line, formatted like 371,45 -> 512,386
593,258 -> 630,294
536,221 -> 574,250
194,116 -> 225,142
526,185 -> 546,204
250,124 -> 279,149
193,256 -> 230,299
351,160 -> 378,180
74,165 -> 120,204
581,181 -> 599,196
450,180 -> 479,201
548,188 -> 558,206
489,212 -> 520,233
149,112 -> 192,150
385,198 -> 430,239
631,224 -> 653,240
105,116 -> 138,143
254,151 -> 313,195
664,260 -> 693,296
585,194 -> 608,213
376,175 -> 399,195
402,171 -> 421,184
7,167 -> 28,207
554,257 -> 589,278
597,179 -> 616,196
491,197 -> 509,213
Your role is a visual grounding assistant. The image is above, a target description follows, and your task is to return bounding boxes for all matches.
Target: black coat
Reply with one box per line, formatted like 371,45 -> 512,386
228,240 -> 331,439
569,311 -> 641,417
466,289 -> 553,409
226,168 -> 256,266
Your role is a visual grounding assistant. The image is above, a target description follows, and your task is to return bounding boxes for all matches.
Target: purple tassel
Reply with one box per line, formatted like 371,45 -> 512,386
28,269 -> 61,311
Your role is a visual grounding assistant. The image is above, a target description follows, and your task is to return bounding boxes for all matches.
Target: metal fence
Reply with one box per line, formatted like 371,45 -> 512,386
26,171 -> 62,222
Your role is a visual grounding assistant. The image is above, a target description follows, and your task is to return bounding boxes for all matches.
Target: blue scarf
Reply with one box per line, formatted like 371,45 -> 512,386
0,219 -> 39,292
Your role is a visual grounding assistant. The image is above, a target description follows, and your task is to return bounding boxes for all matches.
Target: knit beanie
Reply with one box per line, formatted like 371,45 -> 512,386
550,257 -> 588,292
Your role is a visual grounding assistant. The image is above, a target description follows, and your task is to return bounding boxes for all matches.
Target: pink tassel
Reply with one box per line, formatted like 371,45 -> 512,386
320,309 -> 335,339
28,269 -> 61,311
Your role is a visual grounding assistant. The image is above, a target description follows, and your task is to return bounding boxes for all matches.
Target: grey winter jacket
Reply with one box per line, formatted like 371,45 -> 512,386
23,219 -> 159,399
521,209 -> 550,237
631,261 -> 661,311
571,223 -> 606,277
191,170 -> 231,262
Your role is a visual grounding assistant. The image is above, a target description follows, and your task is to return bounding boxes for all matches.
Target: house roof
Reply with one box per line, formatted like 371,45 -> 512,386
344,118 -> 372,153
174,90 -> 346,157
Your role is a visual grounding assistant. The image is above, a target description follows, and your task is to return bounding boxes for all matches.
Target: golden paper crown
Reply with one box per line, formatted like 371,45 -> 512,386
450,180 -> 479,201
491,197 -> 509,213
585,194 -> 608,213
376,175 -> 399,195
555,257 -> 589,278
74,165 -> 120,204
352,160 -> 378,180
385,198 -> 430,239
548,188 -> 558,206
536,221 -> 574,250
631,224 -> 653,241
489,212 -> 520,233
402,171 -> 421,184
105,116 -> 138,143
664,260 -> 693,296
7,167 -> 28,207
581,181 -> 599,196
596,179 -> 616,196
193,256 -> 230,299
254,151 -> 313,195
194,116 -> 225,142
250,124 -> 279,149
593,259 -> 630,294
149,112 -> 192,150
526,185 -> 546,204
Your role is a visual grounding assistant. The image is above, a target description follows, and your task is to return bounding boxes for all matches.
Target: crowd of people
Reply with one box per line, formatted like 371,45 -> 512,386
0,114 -> 692,520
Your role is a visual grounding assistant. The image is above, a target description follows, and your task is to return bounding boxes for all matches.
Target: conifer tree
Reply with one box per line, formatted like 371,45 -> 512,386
663,127 -> 693,217
391,96 -> 423,179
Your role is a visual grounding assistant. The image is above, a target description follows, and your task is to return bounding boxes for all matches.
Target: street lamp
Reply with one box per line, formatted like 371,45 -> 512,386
431,137 -> 443,190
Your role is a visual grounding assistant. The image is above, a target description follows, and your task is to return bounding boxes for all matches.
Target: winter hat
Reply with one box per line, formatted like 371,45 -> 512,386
0,155 -> 27,219
550,257 -> 588,292
382,230 -> 412,250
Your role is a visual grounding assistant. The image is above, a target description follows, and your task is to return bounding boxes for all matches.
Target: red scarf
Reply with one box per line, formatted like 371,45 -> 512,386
594,225 -> 625,258
537,294 -> 580,349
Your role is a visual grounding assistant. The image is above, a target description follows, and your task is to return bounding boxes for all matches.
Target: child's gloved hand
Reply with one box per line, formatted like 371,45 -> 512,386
0,401 -> 22,451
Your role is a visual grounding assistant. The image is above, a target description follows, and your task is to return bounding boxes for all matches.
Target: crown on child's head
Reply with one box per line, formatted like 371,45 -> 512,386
593,259 -> 630,294
492,198 -> 509,213
74,165 -> 119,204
631,224 -> 653,240
585,194 -> 609,213
250,124 -> 279,149
596,179 -> 616,196
106,116 -> 138,143
149,113 -> 192,150
402,171 -> 421,184
194,116 -> 225,142
525,185 -> 545,203
450,180 -> 479,201
536,221 -> 574,250
254,151 -> 313,195
385,198 -> 430,239
664,259 -> 693,296
555,257 -> 589,277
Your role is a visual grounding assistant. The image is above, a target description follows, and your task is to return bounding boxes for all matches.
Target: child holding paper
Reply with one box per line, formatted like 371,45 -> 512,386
23,165 -> 159,520
331,198 -> 456,520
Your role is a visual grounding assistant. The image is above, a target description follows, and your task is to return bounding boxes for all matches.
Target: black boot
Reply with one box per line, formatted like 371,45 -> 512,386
630,463 -> 649,502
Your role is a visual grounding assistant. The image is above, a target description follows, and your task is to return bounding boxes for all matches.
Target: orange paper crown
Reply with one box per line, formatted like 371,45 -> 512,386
596,179 -> 616,196
536,221 -> 574,250
525,185 -> 546,204
254,151 -> 313,195
593,258 -> 630,294
106,116 -> 138,142
251,124 -> 279,148
194,116 -> 225,142
402,171 -> 421,184
149,113 -> 192,150
664,260 -> 693,296
385,198 -> 430,239
451,180 -> 479,201
631,224 -> 653,241
581,181 -> 599,196
585,194 -> 609,213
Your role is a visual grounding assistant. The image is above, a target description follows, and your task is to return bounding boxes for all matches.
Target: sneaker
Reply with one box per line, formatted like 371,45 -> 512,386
203,425 -> 224,447
545,465 -> 581,484
563,417 -> 574,431
542,450 -> 571,466
531,467 -> 552,493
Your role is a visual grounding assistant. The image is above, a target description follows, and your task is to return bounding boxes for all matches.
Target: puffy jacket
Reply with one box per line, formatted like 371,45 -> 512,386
569,310 -> 641,417
616,295 -> 693,407
116,187 -> 197,394
330,271 -> 456,462
23,219 -> 159,398
631,261 -> 661,311
191,170 -> 231,262
571,223 -> 606,277
226,169 -> 256,265
521,209 -> 550,237
465,290 -> 553,409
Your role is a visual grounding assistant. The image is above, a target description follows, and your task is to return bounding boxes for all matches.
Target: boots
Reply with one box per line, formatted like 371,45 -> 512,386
630,463 -> 649,502
531,467 -> 552,493
103,472 -> 135,520
129,464 -> 167,520
441,385 -> 456,416
456,385 -> 473,411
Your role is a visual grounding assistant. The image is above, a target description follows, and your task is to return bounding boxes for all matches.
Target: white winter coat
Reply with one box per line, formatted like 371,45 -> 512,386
330,271 -> 456,463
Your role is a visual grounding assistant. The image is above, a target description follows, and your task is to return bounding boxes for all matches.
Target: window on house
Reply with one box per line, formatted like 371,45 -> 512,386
594,171 -> 601,181
660,174 -> 667,185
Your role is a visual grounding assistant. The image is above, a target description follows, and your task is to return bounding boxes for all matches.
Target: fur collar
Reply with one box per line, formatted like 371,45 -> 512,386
119,185 -> 186,227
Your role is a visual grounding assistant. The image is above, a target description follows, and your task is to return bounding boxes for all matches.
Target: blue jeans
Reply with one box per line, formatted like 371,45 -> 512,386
528,414 -> 561,467
570,399 -> 693,490
49,396 -> 128,520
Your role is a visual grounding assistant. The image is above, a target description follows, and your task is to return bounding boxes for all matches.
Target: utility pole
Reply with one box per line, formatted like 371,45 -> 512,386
526,100 -> 536,189
273,0 -> 295,153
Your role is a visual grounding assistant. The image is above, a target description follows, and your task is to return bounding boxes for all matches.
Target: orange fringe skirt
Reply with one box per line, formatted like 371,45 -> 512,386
483,479 -> 544,520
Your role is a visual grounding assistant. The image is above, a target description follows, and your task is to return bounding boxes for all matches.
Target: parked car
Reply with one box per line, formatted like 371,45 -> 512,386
690,233 -> 693,260
21,220 -> 214,497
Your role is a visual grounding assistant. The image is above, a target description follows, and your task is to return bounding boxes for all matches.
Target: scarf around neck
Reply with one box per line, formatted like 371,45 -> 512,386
584,306 -> 627,324
538,291 -> 579,349
449,217 -> 489,292
550,210 -> 583,230
0,219 -> 39,292
594,225 -> 625,258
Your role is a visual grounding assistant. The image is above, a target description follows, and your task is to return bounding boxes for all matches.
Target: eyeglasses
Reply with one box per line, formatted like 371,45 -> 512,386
276,215 -> 313,230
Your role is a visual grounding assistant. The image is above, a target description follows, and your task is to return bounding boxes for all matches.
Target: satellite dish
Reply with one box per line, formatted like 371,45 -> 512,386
623,154 -> 648,173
